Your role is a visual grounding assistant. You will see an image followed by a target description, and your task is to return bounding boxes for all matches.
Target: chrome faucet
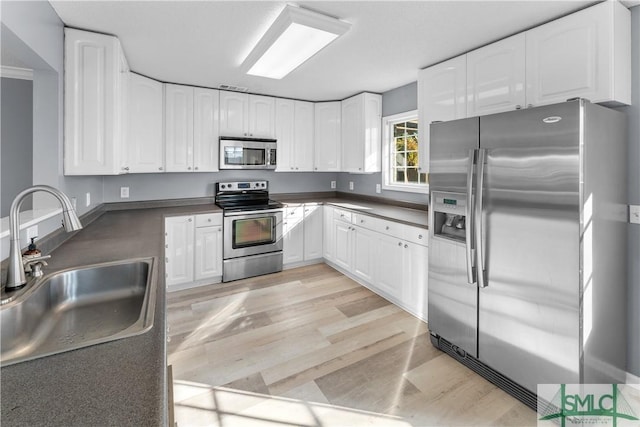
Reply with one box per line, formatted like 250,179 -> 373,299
5,185 -> 83,290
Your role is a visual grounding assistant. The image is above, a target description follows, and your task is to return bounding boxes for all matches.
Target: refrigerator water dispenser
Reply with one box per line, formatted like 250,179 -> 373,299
431,191 -> 468,243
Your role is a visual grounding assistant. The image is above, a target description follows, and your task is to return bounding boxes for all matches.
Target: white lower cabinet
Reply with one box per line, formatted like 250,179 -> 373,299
165,213 -> 222,290
323,206 -> 429,321
283,203 -> 324,267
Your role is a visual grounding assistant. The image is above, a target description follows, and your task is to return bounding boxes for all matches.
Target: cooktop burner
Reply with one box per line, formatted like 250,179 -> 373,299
214,180 -> 283,212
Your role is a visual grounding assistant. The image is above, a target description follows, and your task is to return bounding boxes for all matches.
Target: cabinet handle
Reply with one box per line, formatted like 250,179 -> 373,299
340,214 -> 345,217
194,166 -> 199,170
515,105 -> 522,110
122,166 -> 130,171
358,167 -> 362,171
360,219 -> 364,223
165,244 -> 168,248
187,167 -> 192,170
208,218 -> 212,222
295,167 -> 299,170
291,167 -> 294,170
398,242 -> 402,246
165,257 -> 169,263
314,167 -> 318,170
159,167 -> 163,171
188,218 -> 192,222
404,244 -> 408,249
527,104 -> 533,108
386,226 -> 389,230
418,234 -> 423,239
218,227 -> 222,232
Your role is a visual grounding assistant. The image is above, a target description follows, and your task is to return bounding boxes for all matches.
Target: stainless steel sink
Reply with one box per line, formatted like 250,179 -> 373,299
1,258 -> 156,366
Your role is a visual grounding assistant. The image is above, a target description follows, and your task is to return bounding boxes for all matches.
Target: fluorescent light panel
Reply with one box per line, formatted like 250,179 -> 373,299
243,5 -> 350,79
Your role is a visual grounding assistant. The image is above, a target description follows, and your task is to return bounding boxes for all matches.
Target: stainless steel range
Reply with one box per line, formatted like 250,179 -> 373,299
215,180 -> 283,282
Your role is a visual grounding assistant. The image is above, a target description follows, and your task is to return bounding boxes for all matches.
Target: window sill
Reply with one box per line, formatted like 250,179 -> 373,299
0,208 -> 63,239
382,183 -> 429,194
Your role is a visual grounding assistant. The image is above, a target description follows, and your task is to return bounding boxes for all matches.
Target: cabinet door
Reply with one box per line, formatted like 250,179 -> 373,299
219,91 -> 248,137
341,95 -> 363,172
374,233 -> 404,299
165,84 -> 194,172
402,242 -> 428,320
283,206 -> 305,265
294,101 -> 315,171
248,94 -> 275,138
127,73 -> 164,173
362,93 -> 382,173
467,34 -> 526,116
352,226 -> 376,284
64,28 -> 125,175
193,88 -> 220,172
314,102 -> 341,171
417,55 -> 467,173
303,204 -> 323,260
165,216 -> 195,288
333,219 -> 352,271
323,206 -> 335,261
194,225 -> 222,280
525,1 -> 631,107
275,98 -> 295,171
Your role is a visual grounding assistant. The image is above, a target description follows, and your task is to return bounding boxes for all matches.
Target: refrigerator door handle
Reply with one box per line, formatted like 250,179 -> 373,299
475,148 -> 487,288
465,149 -> 476,284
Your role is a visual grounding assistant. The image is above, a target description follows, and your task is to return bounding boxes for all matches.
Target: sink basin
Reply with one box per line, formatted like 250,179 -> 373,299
1,257 -> 156,366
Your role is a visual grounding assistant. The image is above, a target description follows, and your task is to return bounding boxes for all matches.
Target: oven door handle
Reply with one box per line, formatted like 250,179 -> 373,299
224,208 -> 284,217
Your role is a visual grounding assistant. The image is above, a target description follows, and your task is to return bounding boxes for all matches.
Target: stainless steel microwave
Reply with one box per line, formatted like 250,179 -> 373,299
219,138 -> 277,170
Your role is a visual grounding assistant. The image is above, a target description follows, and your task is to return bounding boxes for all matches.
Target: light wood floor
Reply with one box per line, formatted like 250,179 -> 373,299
167,263 -> 536,426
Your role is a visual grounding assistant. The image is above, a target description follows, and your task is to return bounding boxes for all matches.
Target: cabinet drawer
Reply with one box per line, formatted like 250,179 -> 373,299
375,218 -> 402,238
403,224 -> 428,247
195,213 -> 222,227
352,213 -> 380,231
285,205 -> 304,218
333,208 -> 352,223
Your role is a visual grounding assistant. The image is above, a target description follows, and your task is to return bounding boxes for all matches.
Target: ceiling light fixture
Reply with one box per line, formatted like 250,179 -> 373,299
242,5 -> 351,80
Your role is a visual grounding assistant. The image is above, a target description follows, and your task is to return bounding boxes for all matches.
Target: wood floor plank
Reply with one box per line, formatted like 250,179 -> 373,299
167,264 -> 537,426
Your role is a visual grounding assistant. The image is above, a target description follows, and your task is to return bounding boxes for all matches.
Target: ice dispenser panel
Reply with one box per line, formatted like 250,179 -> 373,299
431,191 -> 468,243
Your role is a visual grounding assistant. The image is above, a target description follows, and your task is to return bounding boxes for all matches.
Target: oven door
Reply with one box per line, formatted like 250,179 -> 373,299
223,209 -> 283,259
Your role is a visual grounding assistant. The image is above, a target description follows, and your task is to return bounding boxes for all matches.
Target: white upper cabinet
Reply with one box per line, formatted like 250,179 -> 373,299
275,99 -> 314,172
466,34 -> 526,117
220,91 -> 275,138
126,73 -> 164,173
314,101 -> 341,172
293,101 -> 314,171
64,28 -> 129,175
525,0 -> 631,107
165,85 -> 219,172
341,92 -> 382,173
417,55 -> 467,173
193,88 -> 220,172
248,95 -> 276,138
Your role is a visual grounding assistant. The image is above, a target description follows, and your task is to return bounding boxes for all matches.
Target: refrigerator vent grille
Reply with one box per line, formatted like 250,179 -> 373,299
436,336 -> 538,411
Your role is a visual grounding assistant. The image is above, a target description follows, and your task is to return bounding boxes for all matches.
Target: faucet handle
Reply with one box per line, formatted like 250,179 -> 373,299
23,255 -> 50,278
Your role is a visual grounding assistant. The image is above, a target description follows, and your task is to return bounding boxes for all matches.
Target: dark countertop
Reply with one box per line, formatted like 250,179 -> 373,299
0,195 -> 421,426
0,205 -> 218,427
276,196 -> 429,229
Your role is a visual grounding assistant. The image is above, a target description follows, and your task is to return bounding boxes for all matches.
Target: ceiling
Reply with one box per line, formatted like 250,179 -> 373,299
49,0 -> 605,102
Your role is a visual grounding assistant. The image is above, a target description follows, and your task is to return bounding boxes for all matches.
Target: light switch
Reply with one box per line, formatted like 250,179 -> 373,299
121,187 -> 130,199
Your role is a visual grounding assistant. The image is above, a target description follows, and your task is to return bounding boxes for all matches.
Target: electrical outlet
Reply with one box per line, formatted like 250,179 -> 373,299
330,180 -> 336,189
376,184 -> 381,194
349,181 -> 354,191
27,225 -> 38,240
630,205 -> 640,224
121,187 -> 130,199
85,192 -> 91,207
71,197 -> 77,210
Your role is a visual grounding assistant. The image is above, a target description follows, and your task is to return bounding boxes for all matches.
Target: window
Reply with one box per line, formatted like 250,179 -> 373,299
382,110 -> 428,193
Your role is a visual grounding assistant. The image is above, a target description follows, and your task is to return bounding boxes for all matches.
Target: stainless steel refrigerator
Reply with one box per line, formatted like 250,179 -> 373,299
427,99 -> 628,409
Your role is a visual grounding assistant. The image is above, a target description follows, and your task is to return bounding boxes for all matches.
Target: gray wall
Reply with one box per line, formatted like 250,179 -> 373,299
102,170 -> 338,202
336,81 -> 429,206
1,0 -> 103,261
1,77 -> 33,216
619,4 -> 640,379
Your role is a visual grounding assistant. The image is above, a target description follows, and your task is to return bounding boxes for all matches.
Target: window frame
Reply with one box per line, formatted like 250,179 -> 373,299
381,110 -> 428,194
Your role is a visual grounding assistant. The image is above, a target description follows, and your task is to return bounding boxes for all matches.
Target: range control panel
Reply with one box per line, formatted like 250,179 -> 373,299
216,181 -> 268,192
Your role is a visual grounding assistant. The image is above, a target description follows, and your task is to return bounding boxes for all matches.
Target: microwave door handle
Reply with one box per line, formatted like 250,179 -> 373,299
465,149 -> 476,285
475,148 -> 487,288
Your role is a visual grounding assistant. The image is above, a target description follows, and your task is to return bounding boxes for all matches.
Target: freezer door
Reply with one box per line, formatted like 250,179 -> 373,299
477,101 -> 581,393
430,117 -> 480,193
